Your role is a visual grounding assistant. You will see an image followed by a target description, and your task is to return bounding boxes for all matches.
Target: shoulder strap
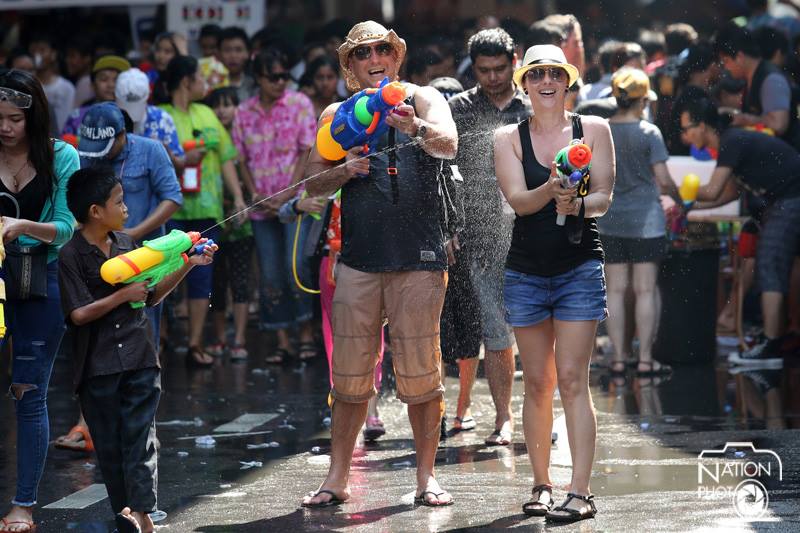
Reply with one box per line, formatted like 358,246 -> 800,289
571,113 -> 584,140
517,119 -> 535,167
388,127 -> 399,204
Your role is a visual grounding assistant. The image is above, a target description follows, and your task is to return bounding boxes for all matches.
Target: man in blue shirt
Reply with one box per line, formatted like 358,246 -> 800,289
78,102 -> 182,338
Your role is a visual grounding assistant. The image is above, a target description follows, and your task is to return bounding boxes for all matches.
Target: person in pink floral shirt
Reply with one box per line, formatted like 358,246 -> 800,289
232,48 -> 319,363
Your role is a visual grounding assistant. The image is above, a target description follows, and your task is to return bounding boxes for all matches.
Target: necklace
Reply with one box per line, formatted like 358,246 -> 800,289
1,150 -> 29,191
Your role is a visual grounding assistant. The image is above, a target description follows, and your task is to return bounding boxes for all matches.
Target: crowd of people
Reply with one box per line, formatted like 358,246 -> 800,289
2,0 -> 800,530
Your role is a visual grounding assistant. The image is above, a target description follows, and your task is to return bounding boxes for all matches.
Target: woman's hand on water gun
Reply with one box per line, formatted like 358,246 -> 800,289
297,196 -> 327,215
184,147 -> 206,166
0,216 -> 27,243
344,147 -> 370,178
385,104 -> 417,136
555,194 -> 580,217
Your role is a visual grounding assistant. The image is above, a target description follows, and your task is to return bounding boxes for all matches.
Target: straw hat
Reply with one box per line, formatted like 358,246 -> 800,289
513,44 -> 580,89
337,21 -> 407,92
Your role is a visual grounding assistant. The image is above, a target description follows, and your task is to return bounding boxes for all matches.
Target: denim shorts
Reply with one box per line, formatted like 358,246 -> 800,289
504,259 -> 608,327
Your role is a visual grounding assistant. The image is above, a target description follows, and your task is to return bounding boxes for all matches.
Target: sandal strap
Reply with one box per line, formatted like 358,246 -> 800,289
531,484 -> 553,496
565,492 -> 596,512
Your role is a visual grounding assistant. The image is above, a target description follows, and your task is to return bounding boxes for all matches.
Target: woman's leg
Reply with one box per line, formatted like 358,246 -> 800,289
251,218 -> 294,358
515,320 -> 557,486
553,319 -> 599,498
186,222 -> 220,363
604,263 -> 630,372
455,357 -> 480,420
632,262 -> 661,370
319,256 -> 335,386
3,265 -> 65,528
209,244 -> 230,350
228,238 -> 254,348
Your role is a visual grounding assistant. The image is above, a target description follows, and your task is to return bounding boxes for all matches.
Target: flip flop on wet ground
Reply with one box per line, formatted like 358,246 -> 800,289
54,425 -> 94,453
414,490 -> 454,507
451,416 -> 476,432
0,518 -> 36,533
301,489 -> 346,508
484,428 -> 512,446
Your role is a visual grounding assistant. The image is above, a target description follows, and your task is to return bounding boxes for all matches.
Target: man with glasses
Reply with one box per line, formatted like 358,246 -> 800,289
301,20 -> 458,508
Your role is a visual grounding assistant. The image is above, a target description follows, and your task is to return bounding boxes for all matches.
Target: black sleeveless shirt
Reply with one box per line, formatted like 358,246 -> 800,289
340,96 -> 447,272
506,115 -> 604,277
0,174 -> 47,221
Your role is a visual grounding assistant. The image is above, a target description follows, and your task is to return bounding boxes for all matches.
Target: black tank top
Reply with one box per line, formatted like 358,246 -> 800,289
340,96 -> 447,272
0,174 -> 46,222
506,115 -> 604,277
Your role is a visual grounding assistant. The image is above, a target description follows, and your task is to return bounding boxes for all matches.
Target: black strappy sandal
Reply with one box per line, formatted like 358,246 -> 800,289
545,492 -> 597,522
522,484 -> 553,516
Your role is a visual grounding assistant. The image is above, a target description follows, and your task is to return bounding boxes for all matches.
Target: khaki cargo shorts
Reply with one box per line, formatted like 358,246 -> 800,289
331,263 -> 447,405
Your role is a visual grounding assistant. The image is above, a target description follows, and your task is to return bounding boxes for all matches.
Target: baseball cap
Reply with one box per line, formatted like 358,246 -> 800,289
115,68 -> 150,124
92,55 -> 131,74
611,67 -> 656,101
77,102 -> 125,158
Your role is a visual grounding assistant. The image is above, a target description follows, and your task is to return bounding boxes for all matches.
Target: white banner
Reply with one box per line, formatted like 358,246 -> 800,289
166,0 -> 264,42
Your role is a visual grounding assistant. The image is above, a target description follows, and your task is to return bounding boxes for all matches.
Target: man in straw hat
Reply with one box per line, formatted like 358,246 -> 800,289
301,20 -> 458,508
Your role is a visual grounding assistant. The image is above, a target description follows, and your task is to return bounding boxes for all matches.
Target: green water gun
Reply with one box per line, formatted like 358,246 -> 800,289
100,229 -> 216,308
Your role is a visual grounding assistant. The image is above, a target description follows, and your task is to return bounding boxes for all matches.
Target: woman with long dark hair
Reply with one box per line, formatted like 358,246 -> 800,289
149,32 -> 188,105
494,45 -> 615,523
0,68 -> 79,533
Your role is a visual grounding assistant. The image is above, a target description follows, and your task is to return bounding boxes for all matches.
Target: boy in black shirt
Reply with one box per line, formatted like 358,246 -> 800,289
58,166 -> 217,533
680,98 -> 800,363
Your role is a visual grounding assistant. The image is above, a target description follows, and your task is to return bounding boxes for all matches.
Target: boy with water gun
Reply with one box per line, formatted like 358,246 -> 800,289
58,166 -> 216,533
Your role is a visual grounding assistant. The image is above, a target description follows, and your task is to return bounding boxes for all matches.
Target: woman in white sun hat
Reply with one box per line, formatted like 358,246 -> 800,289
494,44 -> 615,523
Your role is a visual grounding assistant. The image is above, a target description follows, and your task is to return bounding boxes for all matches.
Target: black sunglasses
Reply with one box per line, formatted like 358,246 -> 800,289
352,42 -> 394,61
525,67 -> 567,83
261,72 -> 291,83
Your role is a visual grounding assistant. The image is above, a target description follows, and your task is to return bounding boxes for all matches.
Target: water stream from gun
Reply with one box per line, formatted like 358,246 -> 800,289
198,128 -> 493,236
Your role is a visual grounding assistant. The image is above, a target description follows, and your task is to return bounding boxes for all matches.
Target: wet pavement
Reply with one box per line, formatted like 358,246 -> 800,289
2,322 -> 800,532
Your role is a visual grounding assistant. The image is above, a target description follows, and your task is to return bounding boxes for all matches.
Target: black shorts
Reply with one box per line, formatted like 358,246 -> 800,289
440,249 -> 482,363
757,196 -> 800,293
601,235 -> 667,264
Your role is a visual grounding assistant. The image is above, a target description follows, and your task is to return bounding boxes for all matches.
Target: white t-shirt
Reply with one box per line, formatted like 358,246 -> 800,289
43,76 -> 76,133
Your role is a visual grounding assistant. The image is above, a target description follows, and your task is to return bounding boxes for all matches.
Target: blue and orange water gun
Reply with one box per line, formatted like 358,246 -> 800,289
316,77 -> 407,161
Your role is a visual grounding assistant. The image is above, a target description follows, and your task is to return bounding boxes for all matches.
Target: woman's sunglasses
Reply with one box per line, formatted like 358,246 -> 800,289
261,72 -> 291,83
525,67 -> 567,83
0,87 -> 33,109
351,42 -> 394,61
